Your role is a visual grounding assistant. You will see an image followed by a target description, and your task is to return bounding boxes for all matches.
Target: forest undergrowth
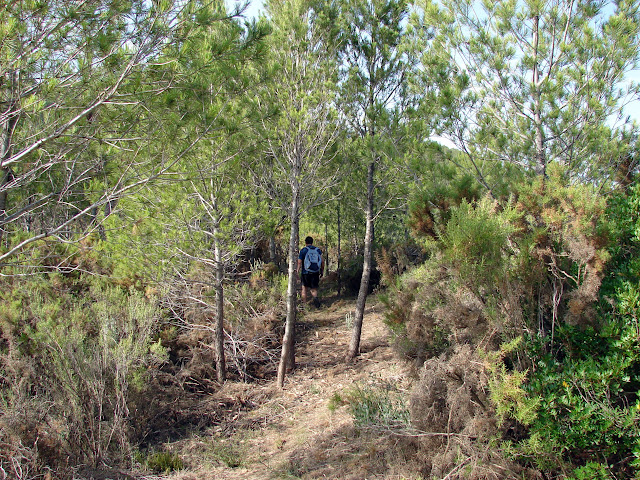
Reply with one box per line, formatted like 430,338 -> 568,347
136,296 -> 422,480
4,174 -> 640,480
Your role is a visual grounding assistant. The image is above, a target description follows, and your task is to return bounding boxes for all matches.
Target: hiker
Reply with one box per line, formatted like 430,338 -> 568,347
297,236 -> 323,307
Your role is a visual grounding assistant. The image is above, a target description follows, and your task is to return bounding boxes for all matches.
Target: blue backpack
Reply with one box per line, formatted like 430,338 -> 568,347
304,246 -> 321,273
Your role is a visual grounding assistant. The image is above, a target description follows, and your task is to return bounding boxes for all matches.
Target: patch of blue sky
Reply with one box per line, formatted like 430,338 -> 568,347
226,0 -> 265,20
620,68 -> 640,124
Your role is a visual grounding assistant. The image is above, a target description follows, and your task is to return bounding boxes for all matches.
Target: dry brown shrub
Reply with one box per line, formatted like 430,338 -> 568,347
405,302 -> 437,345
562,233 -> 605,326
160,270 -> 285,385
410,345 -> 493,435
0,437 -> 41,480
376,244 -> 425,287
376,247 -> 396,286
401,268 -> 507,355
0,349 -> 74,478
386,283 -> 445,365
285,425 -> 425,480
432,290 -> 488,346
409,345 -> 533,479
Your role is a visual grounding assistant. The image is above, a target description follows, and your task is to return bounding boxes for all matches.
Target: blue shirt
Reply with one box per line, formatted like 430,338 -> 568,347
299,246 -> 322,274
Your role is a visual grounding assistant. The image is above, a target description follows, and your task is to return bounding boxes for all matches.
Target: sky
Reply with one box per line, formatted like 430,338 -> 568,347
622,70 -> 640,124
226,0 -> 640,125
229,0 -> 265,19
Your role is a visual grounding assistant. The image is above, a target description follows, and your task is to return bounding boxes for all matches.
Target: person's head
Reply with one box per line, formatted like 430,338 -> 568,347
305,236 -> 313,245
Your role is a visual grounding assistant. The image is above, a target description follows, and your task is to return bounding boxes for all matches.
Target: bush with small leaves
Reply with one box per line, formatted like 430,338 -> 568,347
0,272 -> 165,474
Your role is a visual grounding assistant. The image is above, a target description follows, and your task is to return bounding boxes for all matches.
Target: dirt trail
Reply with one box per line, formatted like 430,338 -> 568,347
164,297 -> 416,480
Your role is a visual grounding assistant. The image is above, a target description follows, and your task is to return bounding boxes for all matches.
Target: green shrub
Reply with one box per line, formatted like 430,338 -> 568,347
485,338 -> 540,428
146,451 -> 184,473
502,180 -> 640,476
402,167 -> 637,477
440,196 -> 516,289
568,462 -> 613,480
0,274 -> 164,472
407,158 -> 485,240
331,379 -> 410,430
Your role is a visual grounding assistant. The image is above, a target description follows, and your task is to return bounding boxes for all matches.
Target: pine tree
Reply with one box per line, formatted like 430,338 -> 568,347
98,0 -> 269,383
320,0 -> 411,360
413,0 -> 640,184
254,0 -> 340,387
0,1 -> 182,258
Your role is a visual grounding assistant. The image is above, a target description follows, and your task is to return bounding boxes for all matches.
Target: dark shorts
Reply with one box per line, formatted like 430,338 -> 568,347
301,272 -> 320,289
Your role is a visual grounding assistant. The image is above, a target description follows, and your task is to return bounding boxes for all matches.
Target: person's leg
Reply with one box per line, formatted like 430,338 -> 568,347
310,273 -> 321,307
301,274 -> 311,303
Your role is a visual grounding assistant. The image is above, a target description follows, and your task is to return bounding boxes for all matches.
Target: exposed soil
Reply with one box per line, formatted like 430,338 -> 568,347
139,295 -> 419,480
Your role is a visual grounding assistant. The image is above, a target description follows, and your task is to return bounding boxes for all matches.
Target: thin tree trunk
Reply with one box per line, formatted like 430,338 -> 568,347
324,222 -> 329,272
532,14 -> 546,178
0,167 -> 11,242
277,192 -> 300,387
269,234 -> 278,268
0,91 -> 18,244
213,224 -> 226,383
337,202 -> 342,296
353,223 -> 359,256
347,161 -> 375,361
